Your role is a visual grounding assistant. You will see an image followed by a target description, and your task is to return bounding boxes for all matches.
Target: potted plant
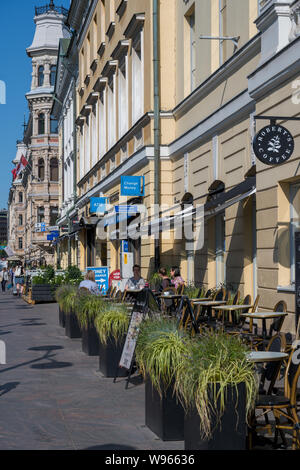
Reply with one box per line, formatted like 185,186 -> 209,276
55,284 -> 73,328
76,294 -> 104,356
94,304 -> 130,378
174,331 -> 258,450
61,286 -> 81,339
135,317 -> 188,441
31,266 -> 57,302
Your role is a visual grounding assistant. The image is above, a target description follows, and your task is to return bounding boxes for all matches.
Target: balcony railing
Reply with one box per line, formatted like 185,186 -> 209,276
35,3 -> 68,17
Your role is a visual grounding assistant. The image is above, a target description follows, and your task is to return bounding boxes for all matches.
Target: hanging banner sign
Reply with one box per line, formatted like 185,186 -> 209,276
121,176 -> 145,197
253,124 -> 294,166
90,197 -> 109,215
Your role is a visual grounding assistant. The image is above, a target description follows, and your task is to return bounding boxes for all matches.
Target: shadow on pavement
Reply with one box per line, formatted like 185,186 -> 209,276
28,346 -> 64,352
31,361 -> 72,370
83,444 -> 137,450
0,382 -> 20,397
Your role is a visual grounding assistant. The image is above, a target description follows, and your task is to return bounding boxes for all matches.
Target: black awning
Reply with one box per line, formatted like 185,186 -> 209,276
204,176 -> 256,213
79,217 -> 100,229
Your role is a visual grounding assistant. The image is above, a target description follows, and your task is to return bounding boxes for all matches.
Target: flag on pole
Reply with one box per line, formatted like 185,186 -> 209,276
12,155 -> 29,181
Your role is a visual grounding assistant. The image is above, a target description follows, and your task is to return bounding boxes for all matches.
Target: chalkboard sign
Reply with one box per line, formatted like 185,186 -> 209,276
295,232 -> 300,331
116,289 -> 160,388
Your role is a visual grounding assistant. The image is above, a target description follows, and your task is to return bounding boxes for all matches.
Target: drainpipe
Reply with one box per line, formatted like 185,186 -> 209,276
153,0 -> 161,270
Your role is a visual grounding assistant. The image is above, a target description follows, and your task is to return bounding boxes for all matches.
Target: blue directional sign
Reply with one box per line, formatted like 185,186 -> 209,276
41,223 -> 46,232
50,231 -> 60,238
90,197 -> 109,214
87,267 -> 109,295
47,234 -> 54,241
121,176 -> 145,197
122,241 -> 129,253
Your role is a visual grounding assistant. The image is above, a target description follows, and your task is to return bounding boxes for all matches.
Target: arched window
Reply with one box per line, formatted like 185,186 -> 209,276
50,158 -> 58,182
38,113 -> 45,135
38,65 -> 44,87
38,158 -> 45,181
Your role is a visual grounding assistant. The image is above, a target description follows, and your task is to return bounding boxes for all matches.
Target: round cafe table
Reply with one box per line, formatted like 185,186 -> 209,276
247,351 -> 288,363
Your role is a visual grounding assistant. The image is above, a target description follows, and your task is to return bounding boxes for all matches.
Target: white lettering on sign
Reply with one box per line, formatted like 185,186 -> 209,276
0,340 -> 6,364
119,311 -> 144,370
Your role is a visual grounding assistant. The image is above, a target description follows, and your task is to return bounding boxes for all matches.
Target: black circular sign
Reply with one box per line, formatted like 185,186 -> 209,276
253,124 -> 294,166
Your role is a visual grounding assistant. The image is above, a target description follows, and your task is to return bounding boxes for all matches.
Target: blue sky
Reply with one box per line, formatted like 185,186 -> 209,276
0,0 -> 69,210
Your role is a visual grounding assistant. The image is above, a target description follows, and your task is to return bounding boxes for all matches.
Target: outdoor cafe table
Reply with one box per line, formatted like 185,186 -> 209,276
214,304 -> 254,324
240,312 -> 288,339
246,351 -> 288,363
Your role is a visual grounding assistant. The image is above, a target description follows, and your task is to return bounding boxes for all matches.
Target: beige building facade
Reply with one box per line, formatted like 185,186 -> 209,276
54,0 -> 300,333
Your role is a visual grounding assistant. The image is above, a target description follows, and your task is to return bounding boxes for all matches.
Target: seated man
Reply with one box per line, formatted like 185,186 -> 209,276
125,264 -> 146,291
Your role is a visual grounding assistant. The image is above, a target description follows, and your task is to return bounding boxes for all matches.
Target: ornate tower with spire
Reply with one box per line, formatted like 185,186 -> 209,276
23,2 -> 70,267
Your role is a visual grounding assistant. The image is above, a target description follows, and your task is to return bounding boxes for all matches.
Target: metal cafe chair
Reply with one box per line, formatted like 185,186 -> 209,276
248,342 -> 300,450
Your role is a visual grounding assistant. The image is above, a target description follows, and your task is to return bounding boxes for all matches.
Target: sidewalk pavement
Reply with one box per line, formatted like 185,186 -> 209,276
0,292 -> 184,450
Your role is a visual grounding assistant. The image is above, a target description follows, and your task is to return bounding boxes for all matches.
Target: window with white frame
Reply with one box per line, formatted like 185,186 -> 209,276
84,117 -> 91,174
118,55 -> 128,138
189,11 -> 196,92
91,106 -> 97,167
132,30 -> 144,124
290,183 -> 300,284
79,127 -> 84,180
110,156 -> 116,172
107,74 -> 116,149
99,89 -> 107,159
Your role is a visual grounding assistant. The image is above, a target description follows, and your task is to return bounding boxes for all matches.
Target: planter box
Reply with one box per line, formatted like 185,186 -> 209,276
32,284 -> 55,303
184,383 -> 247,450
99,336 -> 128,378
65,310 -> 82,339
59,307 -> 66,328
81,321 -> 99,356
145,377 -> 184,441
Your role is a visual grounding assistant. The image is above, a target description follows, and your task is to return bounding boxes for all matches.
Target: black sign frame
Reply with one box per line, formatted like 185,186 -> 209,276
253,115 -> 300,166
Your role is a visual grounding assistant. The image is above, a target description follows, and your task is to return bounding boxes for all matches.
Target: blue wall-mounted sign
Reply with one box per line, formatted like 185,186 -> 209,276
47,234 -> 54,241
120,176 -> 145,197
87,267 -> 109,295
90,197 -> 109,214
122,241 -> 129,253
50,231 -> 60,238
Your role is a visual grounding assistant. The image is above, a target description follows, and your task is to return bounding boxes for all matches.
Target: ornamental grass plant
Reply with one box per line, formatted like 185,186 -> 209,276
94,304 -> 130,345
135,317 -> 189,397
174,331 -> 258,440
56,285 -> 79,314
75,294 -> 106,329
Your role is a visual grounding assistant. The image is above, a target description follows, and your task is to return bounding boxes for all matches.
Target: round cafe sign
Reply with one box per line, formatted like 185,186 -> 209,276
253,124 -> 294,165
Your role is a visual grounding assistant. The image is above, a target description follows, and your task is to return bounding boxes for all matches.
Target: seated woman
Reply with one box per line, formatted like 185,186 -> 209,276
79,270 -> 101,295
170,266 -> 185,291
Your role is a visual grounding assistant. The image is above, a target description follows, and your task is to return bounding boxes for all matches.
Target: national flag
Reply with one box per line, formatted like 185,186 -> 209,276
12,168 -> 17,181
16,155 -> 29,177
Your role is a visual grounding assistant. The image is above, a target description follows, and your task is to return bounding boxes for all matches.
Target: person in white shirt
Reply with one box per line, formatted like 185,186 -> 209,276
0,268 -> 8,292
79,270 -> 101,295
14,265 -> 25,297
125,265 -> 146,291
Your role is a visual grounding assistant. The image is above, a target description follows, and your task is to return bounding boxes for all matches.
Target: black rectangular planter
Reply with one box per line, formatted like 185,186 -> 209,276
184,383 -> 247,450
32,284 -> 56,303
65,310 -> 82,339
99,336 -> 128,378
81,321 -> 99,356
145,377 -> 184,441
59,307 -> 66,328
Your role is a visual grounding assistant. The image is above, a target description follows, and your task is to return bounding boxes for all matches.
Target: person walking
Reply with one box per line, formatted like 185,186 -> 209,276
14,265 -> 25,297
1,268 -> 9,293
